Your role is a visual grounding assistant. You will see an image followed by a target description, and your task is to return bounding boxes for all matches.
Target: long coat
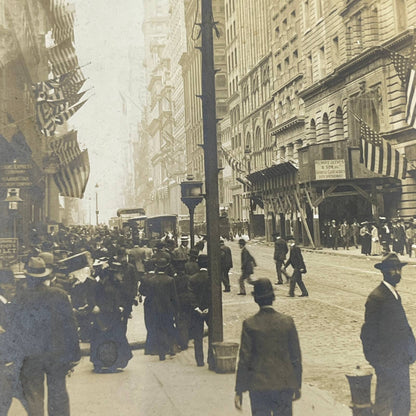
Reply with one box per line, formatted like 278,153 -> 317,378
361,283 -> 416,370
284,245 -> 306,271
241,246 -> 256,275
235,307 -> 302,393
273,238 -> 288,262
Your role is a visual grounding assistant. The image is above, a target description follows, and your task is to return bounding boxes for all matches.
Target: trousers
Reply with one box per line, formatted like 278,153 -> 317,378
288,270 -> 308,296
20,355 -> 70,416
249,389 -> 293,416
374,365 -> 410,416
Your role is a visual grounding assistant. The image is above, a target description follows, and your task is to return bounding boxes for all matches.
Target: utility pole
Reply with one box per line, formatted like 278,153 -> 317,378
200,0 -> 223,366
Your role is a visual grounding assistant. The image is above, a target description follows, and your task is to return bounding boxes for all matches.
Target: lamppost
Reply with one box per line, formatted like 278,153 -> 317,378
95,183 -> 99,226
5,188 -> 23,239
180,174 -> 203,248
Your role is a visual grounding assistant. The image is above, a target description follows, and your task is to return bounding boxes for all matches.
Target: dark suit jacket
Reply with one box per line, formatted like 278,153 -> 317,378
139,272 -> 179,317
235,307 -> 302,393
13,284 -> 81,366
361,282 -> 416,370
284,245 -> 306,271
188,269 -> 210,311
241,246 -> 256,275
274,238 -> 288,261
220,245 -> 233,270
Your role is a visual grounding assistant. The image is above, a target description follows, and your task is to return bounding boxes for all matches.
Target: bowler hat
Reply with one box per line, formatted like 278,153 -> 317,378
24,257 -> 52,278
374,252 -> 407,270
153,252 -> 171,269
252,278 -> 275,301
238,238 -> 246,245
286,235 -> 295,241
197,254 -> 209,268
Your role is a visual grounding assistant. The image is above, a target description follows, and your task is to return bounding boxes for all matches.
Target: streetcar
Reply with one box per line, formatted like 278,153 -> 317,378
116,207 -> 146,229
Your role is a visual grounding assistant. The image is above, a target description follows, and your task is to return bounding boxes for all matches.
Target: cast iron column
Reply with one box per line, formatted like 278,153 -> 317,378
200,0 -> 223,361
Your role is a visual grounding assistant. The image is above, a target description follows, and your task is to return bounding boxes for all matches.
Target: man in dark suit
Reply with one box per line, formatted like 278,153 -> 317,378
220,239 -> 233,292
14,256 -> 80,416
273,233 -> 288,285
361,252 -> 416,416
235,278 -> 302,415
238,238 -> 256,295
284,236 -> 308,297
188,255 -> 211,367
139,253 -> 179,361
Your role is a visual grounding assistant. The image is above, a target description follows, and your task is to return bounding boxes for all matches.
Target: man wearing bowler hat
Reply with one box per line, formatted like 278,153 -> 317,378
361,252 -> 416,416
14,256 -> 80,416
235,278 -> 302,415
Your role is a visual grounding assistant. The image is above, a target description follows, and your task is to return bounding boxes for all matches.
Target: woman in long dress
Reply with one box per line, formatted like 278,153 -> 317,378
371,224 -> 382,256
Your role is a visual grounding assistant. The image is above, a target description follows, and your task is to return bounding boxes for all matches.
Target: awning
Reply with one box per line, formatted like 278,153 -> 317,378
247,161 -> 298,183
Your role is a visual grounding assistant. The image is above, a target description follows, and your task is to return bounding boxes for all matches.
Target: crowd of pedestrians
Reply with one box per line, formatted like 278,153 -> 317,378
320,217 -> 415,257
0,220 -> 415,416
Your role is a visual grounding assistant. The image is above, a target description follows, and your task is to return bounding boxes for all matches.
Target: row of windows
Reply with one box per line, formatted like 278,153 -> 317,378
225,0 -> 235,20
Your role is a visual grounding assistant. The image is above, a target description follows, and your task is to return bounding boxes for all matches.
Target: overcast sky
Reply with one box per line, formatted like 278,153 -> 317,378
70,0 -> 144,222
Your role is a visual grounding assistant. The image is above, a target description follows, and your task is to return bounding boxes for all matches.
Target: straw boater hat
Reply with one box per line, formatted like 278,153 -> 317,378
181,235 -> 189,242
374,252 -> 407,270
24,257 -> 53,278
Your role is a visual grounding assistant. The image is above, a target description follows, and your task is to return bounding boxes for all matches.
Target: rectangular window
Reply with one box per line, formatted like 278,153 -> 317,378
307,53 -> 313,82
304,0 -> 310,29
319,46 -> 325,78
316,0 -> 323,19
322,147 -> 334,160
332,36 -> 339,68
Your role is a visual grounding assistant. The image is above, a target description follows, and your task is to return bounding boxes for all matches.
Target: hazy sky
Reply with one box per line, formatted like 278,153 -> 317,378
69,0 -> 144,222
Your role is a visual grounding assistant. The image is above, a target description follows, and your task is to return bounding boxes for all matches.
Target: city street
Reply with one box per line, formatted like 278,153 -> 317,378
8,241 -> 416,415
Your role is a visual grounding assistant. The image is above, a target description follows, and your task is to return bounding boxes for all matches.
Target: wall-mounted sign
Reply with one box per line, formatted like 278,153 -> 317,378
0,238 -> 18,261
315,159 -> 346,180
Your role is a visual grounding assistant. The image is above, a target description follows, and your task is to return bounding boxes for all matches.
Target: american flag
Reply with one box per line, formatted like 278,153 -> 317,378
48,39 -> 79,77
390,40 -> 416,129
49,130 -> 81,165
221,146 -> 245,173
360,120 -> 407,180
53,149 -> 90,199
55,100 -> 87,125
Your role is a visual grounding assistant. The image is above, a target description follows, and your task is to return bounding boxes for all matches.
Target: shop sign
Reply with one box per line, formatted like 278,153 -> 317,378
0,238 -> 18,261
315,159 -> 346,180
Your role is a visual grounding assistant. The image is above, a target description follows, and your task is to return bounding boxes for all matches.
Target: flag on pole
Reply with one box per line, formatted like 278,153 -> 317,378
48,39 -> 79,76
50,0 -> 75,31
55,100 -> 87,125
389,38 -> 416,129
49,130 -> 81,165
221,146 -> 245,173
359,119 -> 407,179
35,102 -> 56,137
53,149 -> 90,198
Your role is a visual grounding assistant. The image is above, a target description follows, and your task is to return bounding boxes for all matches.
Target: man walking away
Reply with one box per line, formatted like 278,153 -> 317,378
361,252 -> 416,416
235,278 -> 302,416
273,233 -> 288,285
237,238 -> 256,296
15,257 -> 80,416
220,239 -> 233,292
284,236 -> 308,297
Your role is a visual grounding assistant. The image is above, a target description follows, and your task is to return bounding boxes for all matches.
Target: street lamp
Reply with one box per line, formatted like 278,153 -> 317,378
180,174 -> 204,248
4,188 -> 23,239
95,183 -> 99,226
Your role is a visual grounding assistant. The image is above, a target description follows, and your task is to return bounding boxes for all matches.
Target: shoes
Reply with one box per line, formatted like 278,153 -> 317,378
299,294 -> 309,297
223,289 -> 230,292
197,362 -> 205,367
275,281 -> 283,285
287,294 -> 294,297
237,293 -> 246,295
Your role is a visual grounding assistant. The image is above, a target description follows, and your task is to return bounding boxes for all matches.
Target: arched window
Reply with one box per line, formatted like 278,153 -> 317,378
285,96 -> 292,116
245,132 -> 252,152
335,107 -> 343,140
309,118 -> 316,143
265,120 -> 273,166
321,113 -> 329,142
254,126 -> 262,151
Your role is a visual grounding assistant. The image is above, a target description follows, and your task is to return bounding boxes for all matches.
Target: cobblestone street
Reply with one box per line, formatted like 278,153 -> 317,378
223,240 -> 416,411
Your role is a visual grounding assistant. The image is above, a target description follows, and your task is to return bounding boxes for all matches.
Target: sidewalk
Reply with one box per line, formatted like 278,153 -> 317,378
249,236 -> 416,265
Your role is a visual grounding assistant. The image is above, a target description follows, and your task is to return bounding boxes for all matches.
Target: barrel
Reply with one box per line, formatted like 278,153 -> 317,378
212,342 -> 239,373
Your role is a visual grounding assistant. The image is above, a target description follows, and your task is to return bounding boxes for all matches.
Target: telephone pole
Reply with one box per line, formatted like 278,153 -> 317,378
200,0 -> 223,364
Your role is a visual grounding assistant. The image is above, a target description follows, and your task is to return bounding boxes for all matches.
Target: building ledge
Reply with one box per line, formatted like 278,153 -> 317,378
270,116 -> 305,136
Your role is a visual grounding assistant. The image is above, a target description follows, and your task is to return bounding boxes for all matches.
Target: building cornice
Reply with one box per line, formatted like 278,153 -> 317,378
272,73 -> 303,96
298,29 -> 414,102
270,116 -> 305,136
240,97 -> 274,124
